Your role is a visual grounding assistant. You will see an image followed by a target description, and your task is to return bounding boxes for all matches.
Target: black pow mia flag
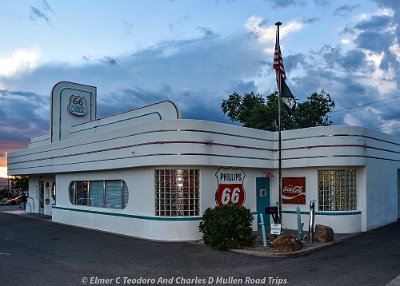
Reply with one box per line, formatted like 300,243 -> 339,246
280,75 -> 296,115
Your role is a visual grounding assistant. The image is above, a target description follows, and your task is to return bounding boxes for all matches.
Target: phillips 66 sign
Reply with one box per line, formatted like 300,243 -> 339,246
215,167 -> 246,206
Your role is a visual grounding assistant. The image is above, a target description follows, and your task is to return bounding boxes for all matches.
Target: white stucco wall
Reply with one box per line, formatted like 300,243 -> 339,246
53,167 -> 202,241
51,166 -> 271,241
365,160 -> 399,231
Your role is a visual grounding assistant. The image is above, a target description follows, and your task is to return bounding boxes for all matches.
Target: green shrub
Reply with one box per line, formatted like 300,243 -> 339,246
198,204 -> 255,250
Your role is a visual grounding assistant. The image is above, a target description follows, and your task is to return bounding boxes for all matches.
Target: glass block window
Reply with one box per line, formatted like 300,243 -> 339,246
318,169 -> 357,211
69,180 -> 128,209
155,169 -> 199,216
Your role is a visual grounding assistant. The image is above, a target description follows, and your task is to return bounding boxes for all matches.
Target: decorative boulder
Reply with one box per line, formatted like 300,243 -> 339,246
315,224 -> 334,243
272,235 -> 303,253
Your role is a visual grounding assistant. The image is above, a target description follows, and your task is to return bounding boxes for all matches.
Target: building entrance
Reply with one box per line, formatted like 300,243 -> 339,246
39,180 -> 44,214
256,177 -> 270,227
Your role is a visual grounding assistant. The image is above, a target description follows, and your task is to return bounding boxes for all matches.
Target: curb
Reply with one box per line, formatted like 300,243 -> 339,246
230,239 -> 343,258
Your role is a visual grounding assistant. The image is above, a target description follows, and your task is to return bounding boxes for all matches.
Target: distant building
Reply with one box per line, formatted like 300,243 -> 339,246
7,81 -> 400,241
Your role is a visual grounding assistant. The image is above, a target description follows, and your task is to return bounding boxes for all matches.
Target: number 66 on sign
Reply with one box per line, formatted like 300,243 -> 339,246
215,184 -> 246,206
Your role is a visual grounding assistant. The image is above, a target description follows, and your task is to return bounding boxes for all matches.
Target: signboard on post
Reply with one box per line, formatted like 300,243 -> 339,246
282,177 -> 306,204
270,223 -> 282,235
215,167 -> 246,206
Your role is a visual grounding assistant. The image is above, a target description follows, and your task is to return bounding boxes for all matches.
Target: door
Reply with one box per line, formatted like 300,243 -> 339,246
39,180 -> 44,213
256,177 -> 270,227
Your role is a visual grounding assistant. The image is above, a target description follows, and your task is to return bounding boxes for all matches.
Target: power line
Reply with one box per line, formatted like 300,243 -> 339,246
331,95 -> 400,116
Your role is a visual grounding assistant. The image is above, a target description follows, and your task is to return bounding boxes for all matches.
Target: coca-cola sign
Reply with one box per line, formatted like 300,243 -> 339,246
282,177 -> 306,204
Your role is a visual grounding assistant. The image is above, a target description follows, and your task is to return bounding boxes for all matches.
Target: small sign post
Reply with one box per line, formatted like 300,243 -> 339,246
270,223 -> 282,235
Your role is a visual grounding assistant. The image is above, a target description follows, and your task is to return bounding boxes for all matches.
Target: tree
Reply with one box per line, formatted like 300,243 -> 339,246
221,90 -> 335,131
10,176 -> 29,193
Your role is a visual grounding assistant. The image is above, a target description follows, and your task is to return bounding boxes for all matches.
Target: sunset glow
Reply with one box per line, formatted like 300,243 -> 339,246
0,167 -> 8,178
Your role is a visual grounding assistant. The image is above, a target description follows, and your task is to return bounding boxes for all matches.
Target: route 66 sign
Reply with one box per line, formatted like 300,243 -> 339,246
67,95 -> 87,116
215,167 -> 246,206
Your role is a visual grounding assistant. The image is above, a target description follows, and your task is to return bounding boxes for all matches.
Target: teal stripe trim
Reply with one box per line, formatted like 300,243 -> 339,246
282,210 -> 361,216
71,112 -> 162,134
52,206 -> 202,221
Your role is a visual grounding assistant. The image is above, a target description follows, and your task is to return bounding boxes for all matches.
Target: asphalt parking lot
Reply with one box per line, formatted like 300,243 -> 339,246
0,205 -> 399,286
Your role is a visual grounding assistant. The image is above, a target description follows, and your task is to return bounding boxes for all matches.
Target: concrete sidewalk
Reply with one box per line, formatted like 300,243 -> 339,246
0,204 -> 51,220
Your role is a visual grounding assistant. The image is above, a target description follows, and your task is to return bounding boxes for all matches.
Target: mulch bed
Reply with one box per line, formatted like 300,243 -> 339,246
241,234 -> 325,254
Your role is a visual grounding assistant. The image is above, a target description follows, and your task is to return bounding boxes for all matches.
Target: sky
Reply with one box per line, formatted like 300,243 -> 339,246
1,0 -> 400,179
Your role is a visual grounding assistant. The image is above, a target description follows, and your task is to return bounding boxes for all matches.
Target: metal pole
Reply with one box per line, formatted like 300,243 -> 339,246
7,175 -> 10,198
309,200 -> 316,243
275,21 -> 283,227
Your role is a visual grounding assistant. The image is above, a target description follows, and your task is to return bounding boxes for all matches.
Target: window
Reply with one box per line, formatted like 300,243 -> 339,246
69,180 -> 128,209
155,169 -> 199,216
89,181 -> 104,207
105,180 -> 128,209
318,170 -> 357,211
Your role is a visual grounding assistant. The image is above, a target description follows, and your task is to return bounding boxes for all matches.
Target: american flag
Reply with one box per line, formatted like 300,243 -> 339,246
273,41 -> 286,80
273,26 -> 296,114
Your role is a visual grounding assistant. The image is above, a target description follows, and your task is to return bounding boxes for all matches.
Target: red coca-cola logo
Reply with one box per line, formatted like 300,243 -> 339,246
282,185 -> 304,195
282,177 -> 306,204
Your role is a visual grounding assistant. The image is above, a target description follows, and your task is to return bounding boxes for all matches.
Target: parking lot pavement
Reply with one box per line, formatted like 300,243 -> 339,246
0,206 -> 399,286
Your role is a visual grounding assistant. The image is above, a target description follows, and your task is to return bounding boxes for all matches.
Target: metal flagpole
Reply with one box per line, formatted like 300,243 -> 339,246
275,21 -> 283,228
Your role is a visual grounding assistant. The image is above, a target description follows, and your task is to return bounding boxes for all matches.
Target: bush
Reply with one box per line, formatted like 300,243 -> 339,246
198,204 -> 255,250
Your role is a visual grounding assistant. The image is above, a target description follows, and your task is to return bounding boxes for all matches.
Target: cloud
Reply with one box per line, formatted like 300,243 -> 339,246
264,0 -> 297,8
334,4 -> 360,17
123,21 -> 134,34
314,0 -> 330,6
196,26 -> 216,37
303,17 -> 320,24
0,49 -> 40,78
354,15 -> 391,31
30,6 -> 49,23
100,56 -> 118,66
0,89 -> 49,155
355,31 -> 392,53
29,0 -> 54,24
284,53 -> 307,73
228,80 -> 258,95
0,90 -> 49,142
319,45 -> 367,71
0,31 -> 266,153
245,17 -> 304,46
287,1 -> 400,136
3,0 -> 400,159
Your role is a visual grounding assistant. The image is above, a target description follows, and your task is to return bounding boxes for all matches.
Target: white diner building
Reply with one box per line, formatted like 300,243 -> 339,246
7,81 -> 400,241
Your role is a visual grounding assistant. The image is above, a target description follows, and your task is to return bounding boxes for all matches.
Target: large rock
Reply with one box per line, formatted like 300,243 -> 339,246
272,235 -> 303,253
315,224 -> 334,243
